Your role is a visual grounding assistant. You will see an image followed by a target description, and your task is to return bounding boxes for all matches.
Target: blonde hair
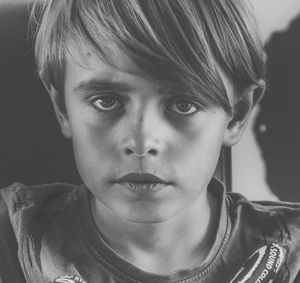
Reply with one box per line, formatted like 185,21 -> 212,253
31,0 -> 266,116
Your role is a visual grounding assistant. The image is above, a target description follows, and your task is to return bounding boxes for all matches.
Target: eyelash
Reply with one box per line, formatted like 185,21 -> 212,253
88,95 -> 125,112
87,95 -> 204,116
166,99 -> 204,116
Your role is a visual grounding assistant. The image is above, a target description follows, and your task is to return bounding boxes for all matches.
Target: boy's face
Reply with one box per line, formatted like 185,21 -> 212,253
59,46 -> 236,223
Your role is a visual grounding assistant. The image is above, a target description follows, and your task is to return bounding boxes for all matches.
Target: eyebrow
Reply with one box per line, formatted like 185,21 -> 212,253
73,78 -> 134,94
73,78 -> 208,103
159,85 -> 207,102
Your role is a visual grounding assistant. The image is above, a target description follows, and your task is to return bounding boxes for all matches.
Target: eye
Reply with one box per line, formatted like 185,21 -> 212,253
168,100 -> 200,115
91,96 -> 124,111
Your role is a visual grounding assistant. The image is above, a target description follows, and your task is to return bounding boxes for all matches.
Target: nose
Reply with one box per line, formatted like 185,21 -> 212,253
124,147 -> 158,157
121,107 -> 164,158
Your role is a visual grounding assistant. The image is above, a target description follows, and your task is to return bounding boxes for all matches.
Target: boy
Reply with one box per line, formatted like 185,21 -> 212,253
0,0 -> 300,282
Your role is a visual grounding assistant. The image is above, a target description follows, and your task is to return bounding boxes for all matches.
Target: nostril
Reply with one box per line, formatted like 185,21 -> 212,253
124,148 -> 158,156
125,148 -> 134,155
148,149 -> 158,156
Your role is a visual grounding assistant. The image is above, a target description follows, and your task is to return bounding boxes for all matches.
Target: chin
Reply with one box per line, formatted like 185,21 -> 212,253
127,216 -> 169,224
125,206 -> 176,224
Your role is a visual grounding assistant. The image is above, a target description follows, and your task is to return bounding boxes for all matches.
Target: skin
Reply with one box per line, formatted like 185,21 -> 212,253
50,44 -> 259,274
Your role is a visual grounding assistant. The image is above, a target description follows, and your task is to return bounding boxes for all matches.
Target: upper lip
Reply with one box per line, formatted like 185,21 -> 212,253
115,173 -> 169,184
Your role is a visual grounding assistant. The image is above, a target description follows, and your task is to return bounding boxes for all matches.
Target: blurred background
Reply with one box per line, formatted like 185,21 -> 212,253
0,0 -> 300,201
232,0 -> 300,201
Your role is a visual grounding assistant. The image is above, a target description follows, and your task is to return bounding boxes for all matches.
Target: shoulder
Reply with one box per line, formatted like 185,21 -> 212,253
226,192 -> 300,237
0,182 -> 81,282
226,192 -> 300,280
1,182 -> 78,209
226,191 -> 300,226
1,182 -> 79,233
0,189 -> 25,282
1,182 -> 78,213
225,192 -> 300,244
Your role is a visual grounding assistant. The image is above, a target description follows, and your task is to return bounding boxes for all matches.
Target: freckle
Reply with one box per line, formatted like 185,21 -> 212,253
87,51 -> 92,57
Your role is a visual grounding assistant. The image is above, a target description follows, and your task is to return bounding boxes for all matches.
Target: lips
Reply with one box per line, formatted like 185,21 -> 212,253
114,173 -> 171,192
116,173 -> 169,184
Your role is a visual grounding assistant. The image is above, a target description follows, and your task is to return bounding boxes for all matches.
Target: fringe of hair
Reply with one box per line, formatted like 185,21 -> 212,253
30,0 -> 266,116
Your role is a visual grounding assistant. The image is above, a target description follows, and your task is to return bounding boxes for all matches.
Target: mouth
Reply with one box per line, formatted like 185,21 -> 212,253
114,173 -> 171,192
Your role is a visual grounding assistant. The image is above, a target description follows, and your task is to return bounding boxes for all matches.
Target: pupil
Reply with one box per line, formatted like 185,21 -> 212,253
177,102 -> 192,112
101,97 -> 115,108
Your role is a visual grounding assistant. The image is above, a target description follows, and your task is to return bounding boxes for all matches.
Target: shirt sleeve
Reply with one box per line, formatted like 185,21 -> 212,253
293,272 -> 300,283
0,191 -> 26,283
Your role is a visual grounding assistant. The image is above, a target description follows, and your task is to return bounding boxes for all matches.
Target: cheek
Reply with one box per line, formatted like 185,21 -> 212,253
174,113 -> 226,155
68,113 -> 121,182
75,122 -> 116,156
171,114 -> 227,182
66,97 -> 121,158
174,131 -> 222,170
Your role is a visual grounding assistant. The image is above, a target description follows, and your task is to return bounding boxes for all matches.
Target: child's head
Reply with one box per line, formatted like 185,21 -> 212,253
31,0 -> 266,222
33,0 -> 265,115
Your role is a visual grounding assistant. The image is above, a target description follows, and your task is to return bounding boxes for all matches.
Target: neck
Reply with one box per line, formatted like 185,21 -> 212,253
90,191 -> 219,274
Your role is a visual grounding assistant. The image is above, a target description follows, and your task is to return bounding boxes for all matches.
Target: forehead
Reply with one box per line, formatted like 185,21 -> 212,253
66,40 -> 141,76
64,42 -> 155,95
64,41 -> 237,104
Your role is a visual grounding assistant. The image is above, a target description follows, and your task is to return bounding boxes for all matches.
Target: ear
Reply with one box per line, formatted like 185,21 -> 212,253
48,86 -> 72,139
223,80 -> 266,147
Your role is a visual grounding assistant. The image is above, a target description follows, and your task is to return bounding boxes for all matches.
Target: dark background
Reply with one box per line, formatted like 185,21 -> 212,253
255,16 -> 300,201
0,2 -> 81,186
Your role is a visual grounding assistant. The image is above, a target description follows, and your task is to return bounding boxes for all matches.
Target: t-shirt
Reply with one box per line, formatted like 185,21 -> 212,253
1,179 -> 300,283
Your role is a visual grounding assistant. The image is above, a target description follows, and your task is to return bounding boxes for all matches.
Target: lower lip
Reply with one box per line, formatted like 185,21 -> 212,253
117,182 -> 168,192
